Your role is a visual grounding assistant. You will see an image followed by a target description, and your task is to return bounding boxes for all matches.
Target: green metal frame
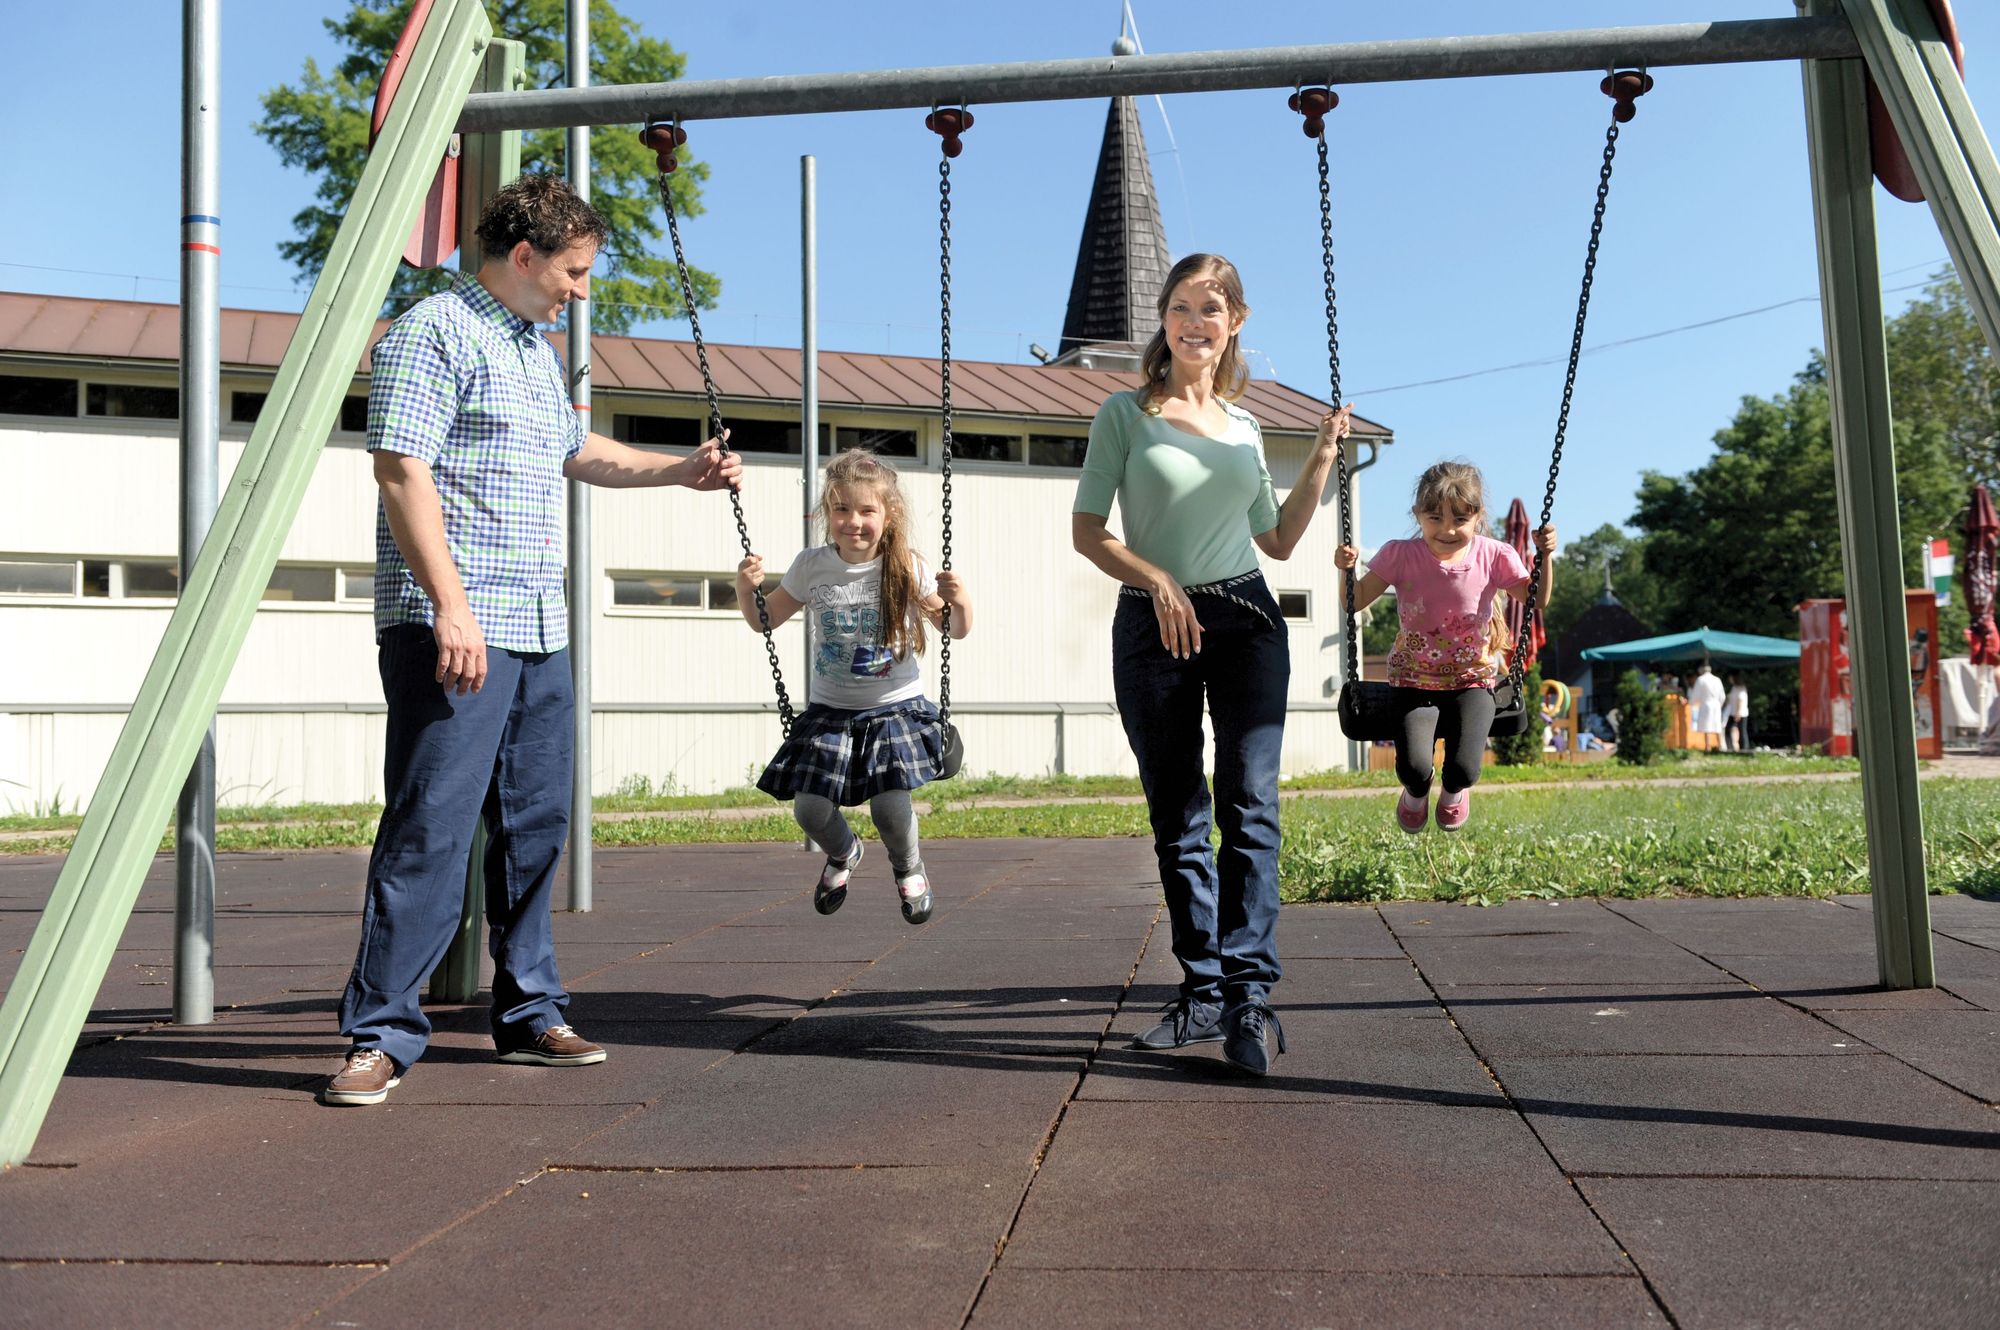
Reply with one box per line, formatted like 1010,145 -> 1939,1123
1804,2 -> 1933,988
1816,0 -> 2000,986
0,0 -> 494,1166
428,36 -> 526,1007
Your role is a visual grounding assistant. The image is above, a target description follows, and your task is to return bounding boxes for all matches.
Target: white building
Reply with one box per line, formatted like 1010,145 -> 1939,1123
0,97 -> 1389,812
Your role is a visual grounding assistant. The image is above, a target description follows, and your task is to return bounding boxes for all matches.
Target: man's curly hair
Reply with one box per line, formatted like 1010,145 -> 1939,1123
475,173 -> 609,257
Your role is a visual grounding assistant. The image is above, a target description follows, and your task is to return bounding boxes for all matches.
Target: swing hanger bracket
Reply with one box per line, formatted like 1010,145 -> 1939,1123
1601,68 -> 1653,123
640,118 -> 688,173
925,103 -> 974,157
1287,83 -> 1338,140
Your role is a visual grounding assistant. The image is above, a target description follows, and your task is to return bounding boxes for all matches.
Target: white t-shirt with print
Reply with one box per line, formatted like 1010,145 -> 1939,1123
780,544 -> 938,710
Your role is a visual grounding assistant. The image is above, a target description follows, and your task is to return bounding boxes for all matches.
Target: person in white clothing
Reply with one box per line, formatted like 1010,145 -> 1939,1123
1688,663 -> 1726,749
1724,674 -> 1751,752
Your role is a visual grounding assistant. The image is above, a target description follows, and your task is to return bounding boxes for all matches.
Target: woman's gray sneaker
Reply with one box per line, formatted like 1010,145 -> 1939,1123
1132,997 -> 1224,1050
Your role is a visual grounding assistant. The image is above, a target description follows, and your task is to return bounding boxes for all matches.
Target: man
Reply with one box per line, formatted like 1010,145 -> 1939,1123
1688,663 -> 1726,751
322,174 -> 741,1106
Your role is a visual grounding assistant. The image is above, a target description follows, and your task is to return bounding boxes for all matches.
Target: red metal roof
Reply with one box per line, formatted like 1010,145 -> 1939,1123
0,290 -> 1388,437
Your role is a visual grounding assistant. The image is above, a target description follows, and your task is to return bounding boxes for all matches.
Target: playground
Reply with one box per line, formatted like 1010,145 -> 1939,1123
5,840 -> 1999,1327
7,1 -> 2000,1324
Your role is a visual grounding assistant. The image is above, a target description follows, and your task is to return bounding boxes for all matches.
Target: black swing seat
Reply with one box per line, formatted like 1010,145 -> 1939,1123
1336,677 -> 1528,743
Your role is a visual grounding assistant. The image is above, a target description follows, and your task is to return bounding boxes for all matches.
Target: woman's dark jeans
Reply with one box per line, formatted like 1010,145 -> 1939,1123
1112,574 -> 1289,1006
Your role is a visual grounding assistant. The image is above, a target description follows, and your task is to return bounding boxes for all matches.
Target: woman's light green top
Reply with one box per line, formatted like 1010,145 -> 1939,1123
1073,389 -> 1279,587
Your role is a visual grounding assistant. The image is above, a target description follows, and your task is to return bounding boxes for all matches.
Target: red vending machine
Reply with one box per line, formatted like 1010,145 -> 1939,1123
1797,592 -> 1942,759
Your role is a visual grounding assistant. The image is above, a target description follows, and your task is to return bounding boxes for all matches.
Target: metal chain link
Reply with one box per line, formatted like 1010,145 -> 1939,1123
656,154 -> 796,737
1307,130 -> 1356,687
1508,109 -> 1623,696
935,144 -> 956,724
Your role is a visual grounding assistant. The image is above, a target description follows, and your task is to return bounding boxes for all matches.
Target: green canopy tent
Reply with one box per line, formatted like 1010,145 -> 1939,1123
1581,627 -> 1801,668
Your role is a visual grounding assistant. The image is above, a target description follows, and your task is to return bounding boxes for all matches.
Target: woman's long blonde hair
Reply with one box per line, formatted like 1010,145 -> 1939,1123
820,449 -> 926,660
1138,253 -> 1252,412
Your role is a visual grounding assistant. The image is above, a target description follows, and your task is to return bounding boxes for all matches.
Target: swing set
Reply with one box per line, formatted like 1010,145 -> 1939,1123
0,2 -> 1988,1167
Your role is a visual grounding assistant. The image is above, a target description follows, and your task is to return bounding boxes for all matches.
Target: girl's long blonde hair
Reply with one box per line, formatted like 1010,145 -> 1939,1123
820,449 -> 926,660
1138,253 -> 1252,412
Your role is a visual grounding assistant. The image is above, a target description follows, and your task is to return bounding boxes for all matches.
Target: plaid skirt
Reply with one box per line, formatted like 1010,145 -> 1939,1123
756,697 -> 949,805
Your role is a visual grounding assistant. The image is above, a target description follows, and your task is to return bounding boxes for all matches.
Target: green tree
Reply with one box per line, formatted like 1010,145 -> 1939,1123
1612,668 -> 1668,766
1541,522 -> 1662,644
1887,271 -> 2000,493
256,0 -> 715,333
1631,359 -> 1965,644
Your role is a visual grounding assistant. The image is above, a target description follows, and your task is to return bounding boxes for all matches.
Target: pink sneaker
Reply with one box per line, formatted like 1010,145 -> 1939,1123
1395,788 -> 1429,834
1436,788 -> 1470,832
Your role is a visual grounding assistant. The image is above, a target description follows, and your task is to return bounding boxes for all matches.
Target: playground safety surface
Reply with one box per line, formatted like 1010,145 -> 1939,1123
2,840 -> 1997,1328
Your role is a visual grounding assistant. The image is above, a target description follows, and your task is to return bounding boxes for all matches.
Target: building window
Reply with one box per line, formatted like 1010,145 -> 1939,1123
86,384 -> 179,420
718,418 -> 799,455
340,568 -> 375,602
1276,590 -> 1311,620
124,561 -> 180,599
951,432 -> 1022,463
82,560 -> 112,597
1028,434 -> 1088,469
612,413 -> 700,448
232,391 -> 366,432
0,375 -> 80,418
0,558 -> 77,597
610,571 -> 741,612
263,566 -> 337,603
831,426 -> 918,458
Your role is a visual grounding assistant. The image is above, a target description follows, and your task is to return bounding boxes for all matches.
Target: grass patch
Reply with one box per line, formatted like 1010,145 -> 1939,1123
6,766 -> 1992,908
1280,777 -> 2000,905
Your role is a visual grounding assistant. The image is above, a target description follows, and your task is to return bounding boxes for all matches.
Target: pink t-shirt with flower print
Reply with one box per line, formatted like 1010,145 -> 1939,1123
1368,534 -> 1530,690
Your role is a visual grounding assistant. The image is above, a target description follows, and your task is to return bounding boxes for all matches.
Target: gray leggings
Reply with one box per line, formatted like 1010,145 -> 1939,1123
793,790 -> 922,877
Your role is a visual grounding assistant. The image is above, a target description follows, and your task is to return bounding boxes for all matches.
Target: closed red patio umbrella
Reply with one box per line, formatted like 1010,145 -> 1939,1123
1964,483 -> 1999,666
1503,497 -> 1545,668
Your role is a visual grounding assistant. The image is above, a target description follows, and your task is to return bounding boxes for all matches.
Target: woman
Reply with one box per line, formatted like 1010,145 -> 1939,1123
1072,252 -> 1351,1076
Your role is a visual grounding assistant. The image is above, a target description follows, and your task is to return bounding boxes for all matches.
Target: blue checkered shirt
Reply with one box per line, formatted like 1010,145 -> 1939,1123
368,274 -> 585,652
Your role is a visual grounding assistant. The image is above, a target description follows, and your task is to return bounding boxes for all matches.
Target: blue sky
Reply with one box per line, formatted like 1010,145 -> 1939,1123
5,2 -> 1995,550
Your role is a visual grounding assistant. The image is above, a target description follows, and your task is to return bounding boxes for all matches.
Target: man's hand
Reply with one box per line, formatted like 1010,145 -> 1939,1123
433,602 -> 487,695
679,432 -> 742,491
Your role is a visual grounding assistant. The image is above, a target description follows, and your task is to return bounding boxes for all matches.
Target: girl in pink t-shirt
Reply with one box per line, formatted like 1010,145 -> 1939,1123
1336,462 -> 1557,832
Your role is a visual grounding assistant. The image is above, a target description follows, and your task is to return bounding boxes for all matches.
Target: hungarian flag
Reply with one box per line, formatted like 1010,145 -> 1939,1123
1929,537 -> 1954,605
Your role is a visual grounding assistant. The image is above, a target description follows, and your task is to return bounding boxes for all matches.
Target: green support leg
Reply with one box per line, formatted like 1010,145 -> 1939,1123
427,36 -> 525,1006
1803,1 -> 1934,988
0,0 -> 494,1167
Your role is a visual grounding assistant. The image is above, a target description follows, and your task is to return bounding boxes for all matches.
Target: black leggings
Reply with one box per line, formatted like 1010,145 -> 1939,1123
1393,686 -> 1497,797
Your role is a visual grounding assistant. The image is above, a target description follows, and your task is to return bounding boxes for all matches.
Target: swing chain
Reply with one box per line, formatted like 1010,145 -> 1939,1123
1510,79 -> 1640,695
1295,90 -> 1356,690
929,106 -> 970,725
648,121 -> 796,737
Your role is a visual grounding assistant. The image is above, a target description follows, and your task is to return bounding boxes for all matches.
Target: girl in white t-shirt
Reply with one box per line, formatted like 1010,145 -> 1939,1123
734,450 -> 973,924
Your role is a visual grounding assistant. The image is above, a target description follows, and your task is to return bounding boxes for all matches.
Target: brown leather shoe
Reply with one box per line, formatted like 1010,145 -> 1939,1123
496,1024 -> 607,1066
320,1047 -> 400,1106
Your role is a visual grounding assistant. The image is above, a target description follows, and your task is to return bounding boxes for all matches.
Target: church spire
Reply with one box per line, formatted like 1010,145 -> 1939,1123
1052,38 -> 1170,369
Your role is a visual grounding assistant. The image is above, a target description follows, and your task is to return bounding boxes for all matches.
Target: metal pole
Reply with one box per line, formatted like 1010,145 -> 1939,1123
459,18 -> 1858,133
566,0 -> 594,912
801,154 -> 818,694
173,0 -> 220,1026
1802,0 -> 1934,987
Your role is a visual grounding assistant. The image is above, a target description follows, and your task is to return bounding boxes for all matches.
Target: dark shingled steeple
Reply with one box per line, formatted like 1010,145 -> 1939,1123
1053,94 -> 1170,368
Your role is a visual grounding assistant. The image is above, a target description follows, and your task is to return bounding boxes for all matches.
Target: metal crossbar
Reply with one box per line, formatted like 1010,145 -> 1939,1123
456,19 -> 1857,133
